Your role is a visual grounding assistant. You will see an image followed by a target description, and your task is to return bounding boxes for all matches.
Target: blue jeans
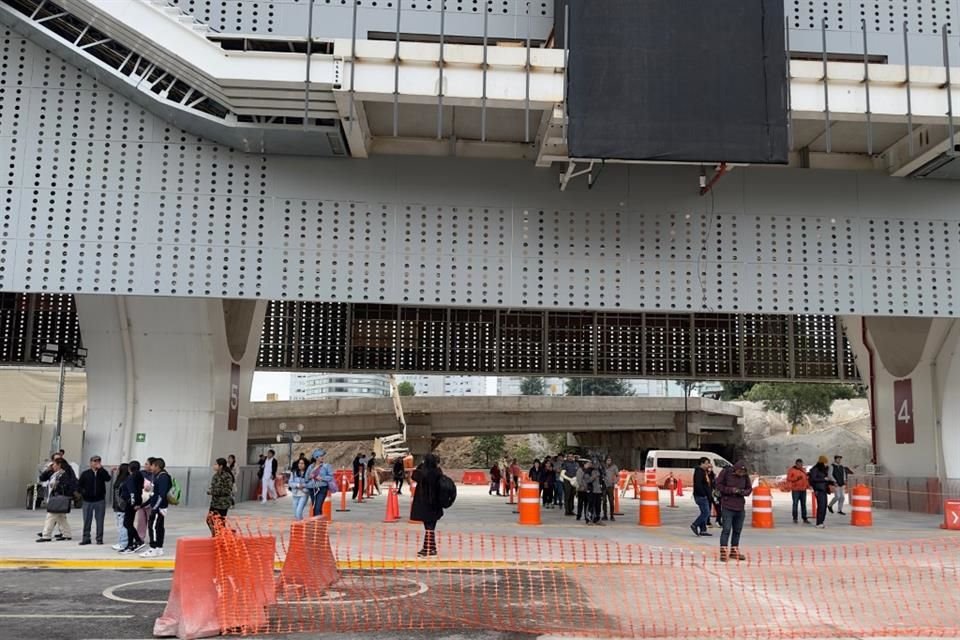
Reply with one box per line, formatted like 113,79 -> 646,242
311,487 -> 329,517
693,495 -> 711,532
115,511 -> 128,548
293,494 -> 309,520
555,480 -> 564,505
720,508 -> 746,548
791,490 -> 808,521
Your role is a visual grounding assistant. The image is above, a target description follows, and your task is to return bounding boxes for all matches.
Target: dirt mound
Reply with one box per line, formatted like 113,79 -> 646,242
740,398 -> 871,475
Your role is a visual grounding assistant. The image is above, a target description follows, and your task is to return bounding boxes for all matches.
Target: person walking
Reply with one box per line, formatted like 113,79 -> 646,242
111,463 -> 130,551
367,452 -> 380,496
78,455 -> 111,546
690,457 -> 713,537
393,457 -> 406,495
602,456 -> 619,522
528,459 -> 542,499
585,461 -> 603,525
787,459 -> 811,524
226,454 -> 238,501
489,463 -> 502,496
307,449 -> 334,517
509,459 -> 521,491
352,453 -> 365,501
554,456 -> 565,508
207,458 -> 234,535
142,458 -> 171,557
119,460 -> 146,554
288,457 -> 310,521
809,456 -> 835,528
828,455 -> 853,516
36,459 -> 77,542
260,450 -> 279,503
707,463 -> 722,528
411,454 -> 445,558
560,453 -> 579,516
575,461 -> 589,522
715,460 -> 752,561
540,460 -> 556,508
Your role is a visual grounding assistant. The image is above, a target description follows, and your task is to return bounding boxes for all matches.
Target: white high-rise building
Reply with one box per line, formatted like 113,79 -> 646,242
289,373 -> 391,399
497,377 -> 691,397
397,375 -> 490,397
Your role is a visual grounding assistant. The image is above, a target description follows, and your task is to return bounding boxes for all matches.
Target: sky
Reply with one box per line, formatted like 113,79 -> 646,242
250,372 -> 291,401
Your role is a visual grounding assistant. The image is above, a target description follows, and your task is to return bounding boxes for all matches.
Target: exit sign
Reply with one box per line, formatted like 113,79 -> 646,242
135,433 -> 146,443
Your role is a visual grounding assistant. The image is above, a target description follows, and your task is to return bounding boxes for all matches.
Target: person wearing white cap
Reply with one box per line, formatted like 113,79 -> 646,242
306,448 -> 335,518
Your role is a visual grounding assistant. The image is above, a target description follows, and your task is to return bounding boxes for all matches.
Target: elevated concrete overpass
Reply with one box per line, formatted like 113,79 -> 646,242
248,396 -> 743,458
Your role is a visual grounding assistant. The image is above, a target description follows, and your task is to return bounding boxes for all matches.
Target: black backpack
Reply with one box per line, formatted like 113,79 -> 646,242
436,474 -> 457,509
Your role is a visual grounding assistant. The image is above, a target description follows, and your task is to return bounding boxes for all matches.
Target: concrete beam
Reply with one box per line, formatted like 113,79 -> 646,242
247,396 -> 743,444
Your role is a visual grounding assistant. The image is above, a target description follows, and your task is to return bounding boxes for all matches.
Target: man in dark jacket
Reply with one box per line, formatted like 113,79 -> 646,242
809,456 -> 836,528
828,455 -> 853,516
690,457 -> 713,537
715,460 -> 753,561
78,455 -> 111,545
411,454 -> 445,557
142,458 -> 171,557
352,453 -> 365,501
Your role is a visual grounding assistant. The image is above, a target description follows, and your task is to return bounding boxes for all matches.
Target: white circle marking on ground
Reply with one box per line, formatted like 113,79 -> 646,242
102,575 -> 429,606
102,577 -> 172,605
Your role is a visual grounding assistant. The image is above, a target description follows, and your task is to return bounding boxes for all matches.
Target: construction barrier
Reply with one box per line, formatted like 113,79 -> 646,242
154,533 -> 276,639
944,499 -> 960,530
751,485 -> 774,528
851,484 -> 873,527
461,470 -> 487,485
518,481 -> 540,526
675,478 -> 684,497
321,495 -> 332,521
613,485 -> 623,516
337,484 -> 350,512
644,469 -> 656,485
638,483 -> 660,527
208,518 -> 960,638
276,516 -> 340,593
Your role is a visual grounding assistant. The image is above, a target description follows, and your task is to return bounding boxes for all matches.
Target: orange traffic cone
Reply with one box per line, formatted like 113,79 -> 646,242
321,495 -> 332,522
384,488 -> 400,523
613,487 -> 624,516
676,478 -> 684,497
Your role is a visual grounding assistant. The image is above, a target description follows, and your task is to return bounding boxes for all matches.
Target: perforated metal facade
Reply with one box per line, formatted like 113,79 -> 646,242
166,0 -> 958,66
2,29 -> 960,317
257,301 -> 860,381
0,292 -> 81,363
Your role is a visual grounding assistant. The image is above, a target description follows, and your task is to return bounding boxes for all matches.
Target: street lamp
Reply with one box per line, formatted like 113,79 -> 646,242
277,422 -> 304,469
40,343 -> 87,456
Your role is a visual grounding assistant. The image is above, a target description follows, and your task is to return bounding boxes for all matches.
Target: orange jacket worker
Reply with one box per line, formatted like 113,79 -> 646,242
786,459 -> 811,525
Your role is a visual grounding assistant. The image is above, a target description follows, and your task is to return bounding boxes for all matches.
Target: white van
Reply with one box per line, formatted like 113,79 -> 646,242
643,450 -> 732,489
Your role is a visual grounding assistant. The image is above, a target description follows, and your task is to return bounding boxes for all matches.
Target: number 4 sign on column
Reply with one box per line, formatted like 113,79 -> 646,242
893,379 -> 915,444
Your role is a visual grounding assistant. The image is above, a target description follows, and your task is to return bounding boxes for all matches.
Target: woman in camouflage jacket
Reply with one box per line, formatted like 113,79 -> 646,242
206,457 -> 235,535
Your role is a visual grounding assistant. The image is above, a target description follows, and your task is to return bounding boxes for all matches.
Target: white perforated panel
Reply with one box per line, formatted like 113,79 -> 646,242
2,32 -> 960,318
171,0 -> 278,34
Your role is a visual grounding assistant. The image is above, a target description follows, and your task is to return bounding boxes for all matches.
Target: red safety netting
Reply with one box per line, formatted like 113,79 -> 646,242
197,516 -> 960,639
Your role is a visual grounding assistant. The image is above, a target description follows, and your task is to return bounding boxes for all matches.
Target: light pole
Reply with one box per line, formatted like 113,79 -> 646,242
277,422 -> 304,469
40,343 -> 87,456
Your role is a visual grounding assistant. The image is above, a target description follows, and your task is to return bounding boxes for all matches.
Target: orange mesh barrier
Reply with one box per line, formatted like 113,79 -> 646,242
205,516 -> 960,638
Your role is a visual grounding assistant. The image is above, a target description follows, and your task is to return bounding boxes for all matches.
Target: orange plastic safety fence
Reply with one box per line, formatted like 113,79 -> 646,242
211,517 -> 960,638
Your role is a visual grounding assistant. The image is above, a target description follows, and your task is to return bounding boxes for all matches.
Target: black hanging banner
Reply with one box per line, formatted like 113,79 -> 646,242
562,0 -> 789,164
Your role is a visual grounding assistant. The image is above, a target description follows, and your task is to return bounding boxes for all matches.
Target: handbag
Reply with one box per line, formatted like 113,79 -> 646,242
46,494 -> 72,514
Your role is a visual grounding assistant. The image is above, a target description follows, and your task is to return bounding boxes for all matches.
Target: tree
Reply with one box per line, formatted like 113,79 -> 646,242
510,440 -> 535,465
519,377 -> 546,395
472,435 -> 505,466
397,381 -> 416,396
564,378 -> 635,396
720,381 -> 756,401
746,383 -> 858,434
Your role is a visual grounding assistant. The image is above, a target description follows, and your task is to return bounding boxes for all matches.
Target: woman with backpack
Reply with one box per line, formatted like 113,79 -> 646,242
306,448 -> 335,517
411,454 -> 446,558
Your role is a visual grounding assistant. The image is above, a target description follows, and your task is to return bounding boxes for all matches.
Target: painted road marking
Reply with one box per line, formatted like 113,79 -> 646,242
102,577 -> 171,604
0,614 -> 134,619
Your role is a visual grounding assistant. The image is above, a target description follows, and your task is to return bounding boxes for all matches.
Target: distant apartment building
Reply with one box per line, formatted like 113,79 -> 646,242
289,373 -> 391,399
397,375 -> 490,397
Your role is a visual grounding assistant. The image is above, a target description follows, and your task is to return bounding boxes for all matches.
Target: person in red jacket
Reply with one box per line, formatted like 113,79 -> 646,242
489,464 -> 502,496
786,459 -> 811,525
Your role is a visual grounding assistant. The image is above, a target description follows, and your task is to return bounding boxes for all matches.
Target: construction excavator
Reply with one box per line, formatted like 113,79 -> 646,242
374,374 -> 409,461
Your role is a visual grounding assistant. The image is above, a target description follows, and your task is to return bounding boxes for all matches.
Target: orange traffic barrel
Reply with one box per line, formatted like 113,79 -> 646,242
644,469 -> 656,485
638,483 -> 661,527
617,470 -> 629,490
518,482 -> 541,526
751,485 -> 773,528
850,484 -> 873,526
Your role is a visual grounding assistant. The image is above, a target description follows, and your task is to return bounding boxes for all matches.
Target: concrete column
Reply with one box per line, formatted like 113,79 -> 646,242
844,316 -> 960,479
76,295 -> 266,467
